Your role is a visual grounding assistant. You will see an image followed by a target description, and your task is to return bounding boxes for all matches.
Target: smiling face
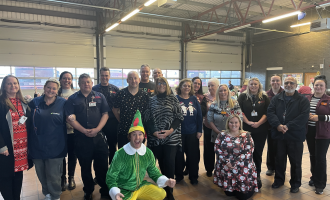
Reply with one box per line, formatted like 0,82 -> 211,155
228,117 -> 240,133
218,86 -> 229,101
193,79 -> 201,93
284,77 -> 297,94
60,72 -> 73,90
153,69 -> 163,79
5,77 -> 20,97
314,80 -> 326,96
140,66 -> 150,82
129,130 -> 145,149
181,81 -> 191,95
270,76 -> 281,90
157,80 -> 166,94
100,70 -> 110,86
127,72 -> 140,88
44,82 -> 59,99
249,80 -> 259,94
79,77 -> 93,94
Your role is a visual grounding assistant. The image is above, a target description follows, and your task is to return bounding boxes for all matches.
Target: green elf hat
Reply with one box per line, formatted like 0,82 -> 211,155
128,110 -> 145,135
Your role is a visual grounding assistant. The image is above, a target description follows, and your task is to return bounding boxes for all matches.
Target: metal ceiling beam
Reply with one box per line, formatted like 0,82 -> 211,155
0,4 -> 96,20
176,0 -> 214,8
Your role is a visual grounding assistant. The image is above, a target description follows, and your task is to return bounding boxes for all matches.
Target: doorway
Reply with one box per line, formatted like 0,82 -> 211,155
304,73 -> 317,87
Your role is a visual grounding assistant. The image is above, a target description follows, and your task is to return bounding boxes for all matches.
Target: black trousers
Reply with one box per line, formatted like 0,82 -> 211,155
266,129 -> 277,171
117,134 -> 129,150
203,125 -> 215,173
306,126 -> 316,181
175,133 -> 200,181
150,145 -> 177,198
62,133 -> 77,178
74,132 -> 109,195
314,139 -> 330,189
0,171 -> 23,200
102,117 -> 119,164
274,140 -> 303,188
250,131 -> 268,174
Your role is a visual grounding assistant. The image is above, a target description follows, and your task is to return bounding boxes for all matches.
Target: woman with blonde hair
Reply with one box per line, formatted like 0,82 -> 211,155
214,114 -> 258,200
146,77 -> 184,199
237,77 -> 270,189
0,75 -> 32,200
207,84 -> 243,177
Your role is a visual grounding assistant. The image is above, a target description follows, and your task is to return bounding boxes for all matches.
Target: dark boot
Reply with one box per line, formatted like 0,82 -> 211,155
257,173 -> 262,189
68,176 -> 76,190
61,176 -> 67,191
165,187 -> 175,200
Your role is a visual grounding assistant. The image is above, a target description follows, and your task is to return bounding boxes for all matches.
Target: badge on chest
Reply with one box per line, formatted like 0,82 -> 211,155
89,96 -> 96,107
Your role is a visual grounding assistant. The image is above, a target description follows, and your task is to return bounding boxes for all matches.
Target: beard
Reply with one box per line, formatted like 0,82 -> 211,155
284,88 -> 295,93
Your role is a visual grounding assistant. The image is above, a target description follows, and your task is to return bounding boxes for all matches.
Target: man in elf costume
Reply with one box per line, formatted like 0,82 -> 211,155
106,110 -> 176,200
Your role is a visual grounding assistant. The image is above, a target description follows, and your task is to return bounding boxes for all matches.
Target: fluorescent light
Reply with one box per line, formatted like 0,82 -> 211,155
317,2 -> 330,9
290,22 -> 311,28
121,9 -> 140,22
224,24 -> 251,33
105,23 -> 119,32
263,11 -> 301,23
144,0 -> 157,6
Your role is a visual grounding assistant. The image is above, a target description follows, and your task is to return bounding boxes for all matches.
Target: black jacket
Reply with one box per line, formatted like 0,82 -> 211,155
267,91 -> 310,142
0,101 -> 33,177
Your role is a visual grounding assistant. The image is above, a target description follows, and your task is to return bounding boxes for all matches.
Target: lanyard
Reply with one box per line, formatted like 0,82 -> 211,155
251,95 -> 258,110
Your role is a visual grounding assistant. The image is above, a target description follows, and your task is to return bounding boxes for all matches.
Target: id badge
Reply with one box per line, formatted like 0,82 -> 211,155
89,102 -> 96,107
19,116 -> 27,125
221,111 -> 227,115
251,110 -> 258,116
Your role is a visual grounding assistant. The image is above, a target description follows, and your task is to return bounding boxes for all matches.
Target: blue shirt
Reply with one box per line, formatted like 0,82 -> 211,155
92,83 -> 119,118
28,96 -> 67,159
64,90 -> 110,135
176,95 -> 203,134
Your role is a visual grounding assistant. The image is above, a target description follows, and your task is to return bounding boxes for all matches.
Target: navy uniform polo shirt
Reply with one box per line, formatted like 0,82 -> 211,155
64,90 -> 110,135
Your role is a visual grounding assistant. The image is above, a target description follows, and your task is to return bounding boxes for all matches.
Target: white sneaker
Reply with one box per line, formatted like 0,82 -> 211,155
44,194 -> 51,200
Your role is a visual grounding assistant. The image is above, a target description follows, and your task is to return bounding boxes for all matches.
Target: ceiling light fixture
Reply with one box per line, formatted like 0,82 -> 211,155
144,0 -> 157,6
105,23 -> 119,32
290,22 -> 311,28
224,24 -> 251,33
263,11 -> 301,23
121,9 -> 140,21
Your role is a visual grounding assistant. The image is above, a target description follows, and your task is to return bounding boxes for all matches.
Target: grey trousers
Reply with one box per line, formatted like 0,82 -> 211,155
33,158 -> 64,199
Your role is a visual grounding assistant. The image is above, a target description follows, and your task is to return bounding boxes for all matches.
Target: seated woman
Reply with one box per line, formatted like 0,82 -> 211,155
106,110 -> 176,200
214,114 -> 258,200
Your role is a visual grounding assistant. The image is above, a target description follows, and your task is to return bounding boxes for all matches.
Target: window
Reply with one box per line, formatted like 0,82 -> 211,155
12,67 -> 34,77
187,70 -> 242,88
56,68 -> 76,78
110,69 -> 123,78
0,66 -> 11,77
35,67 -> 55,78
77,68 -> 94,78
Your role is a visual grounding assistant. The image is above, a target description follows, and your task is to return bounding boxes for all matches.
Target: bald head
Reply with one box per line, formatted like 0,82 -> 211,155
127,71 -> 140,89
153,68 -> 163,80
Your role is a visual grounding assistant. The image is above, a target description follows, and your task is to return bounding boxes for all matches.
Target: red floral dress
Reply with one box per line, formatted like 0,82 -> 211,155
214,131 -> 258,193
9,98 -> 29,172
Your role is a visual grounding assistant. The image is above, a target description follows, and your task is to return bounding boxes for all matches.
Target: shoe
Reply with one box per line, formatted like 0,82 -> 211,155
290,188 -> 299,193
190,179 -> 198,185
257,179 -> 262,189
315,188 -> 324,195
61,177 -> 67,191
68,176 -> 76,190
309,179 -> 314,186
266,169 -> 275,176
44,194 -> 51,200
175,176 -> 183,183
183,169 -> 189,176
93,177 -> 98,185
84,193 -> 93,200
271,182 -> 283,188
206,171 -> 212,177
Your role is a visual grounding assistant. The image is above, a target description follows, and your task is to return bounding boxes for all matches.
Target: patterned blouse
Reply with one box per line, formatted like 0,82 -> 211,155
207,101 -> 243,142
9,98 -> 29,172
214,131 -> 258,193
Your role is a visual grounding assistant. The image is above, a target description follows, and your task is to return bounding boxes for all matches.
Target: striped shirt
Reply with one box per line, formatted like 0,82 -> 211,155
308,97 -> 320,126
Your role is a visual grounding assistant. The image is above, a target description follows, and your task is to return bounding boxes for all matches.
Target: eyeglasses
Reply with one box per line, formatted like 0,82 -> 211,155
284,81 -> 295,85
157,82 -> 166,86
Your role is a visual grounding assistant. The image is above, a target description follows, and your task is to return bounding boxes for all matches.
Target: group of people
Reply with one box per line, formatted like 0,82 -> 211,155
0,64 -> 329,200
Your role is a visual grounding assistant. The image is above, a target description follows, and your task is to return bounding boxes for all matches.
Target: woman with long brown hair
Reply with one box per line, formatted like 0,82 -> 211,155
0,75 -> 32,200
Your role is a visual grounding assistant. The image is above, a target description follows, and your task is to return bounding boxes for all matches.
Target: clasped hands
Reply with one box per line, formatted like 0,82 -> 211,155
153,129 -> 174,139
115,179 -> 176,200
277,124 -> 288,134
